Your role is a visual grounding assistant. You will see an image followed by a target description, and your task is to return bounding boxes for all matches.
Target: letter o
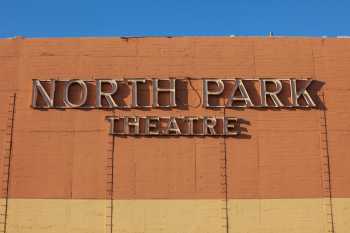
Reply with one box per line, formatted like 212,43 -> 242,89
63,79 -> 88,108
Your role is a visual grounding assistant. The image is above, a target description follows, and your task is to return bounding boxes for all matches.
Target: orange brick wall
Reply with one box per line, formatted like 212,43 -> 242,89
0,36 -> 349,233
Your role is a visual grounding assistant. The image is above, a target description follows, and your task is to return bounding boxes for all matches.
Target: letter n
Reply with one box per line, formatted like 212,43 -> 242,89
32,79 -> 56,108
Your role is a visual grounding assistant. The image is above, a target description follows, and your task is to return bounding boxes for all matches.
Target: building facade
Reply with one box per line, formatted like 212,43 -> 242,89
0,36 -> 349,233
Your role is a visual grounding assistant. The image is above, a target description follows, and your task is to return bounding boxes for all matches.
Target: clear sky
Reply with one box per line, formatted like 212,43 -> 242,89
1,0 -> 349,38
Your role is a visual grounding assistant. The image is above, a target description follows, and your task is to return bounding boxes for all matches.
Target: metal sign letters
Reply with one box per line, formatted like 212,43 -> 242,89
31,78 -> 320,136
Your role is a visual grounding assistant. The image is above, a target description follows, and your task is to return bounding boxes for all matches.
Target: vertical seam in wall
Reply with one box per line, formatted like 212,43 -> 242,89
321,93 -> 336,233
110,109 -> 116,233
223,107 -> 229,233
2,94 -> 16,233
314,42 -> 336,233
106,109 -> 116,233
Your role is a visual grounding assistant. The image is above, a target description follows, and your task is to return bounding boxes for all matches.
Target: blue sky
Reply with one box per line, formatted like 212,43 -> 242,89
1,0 -> 349,38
